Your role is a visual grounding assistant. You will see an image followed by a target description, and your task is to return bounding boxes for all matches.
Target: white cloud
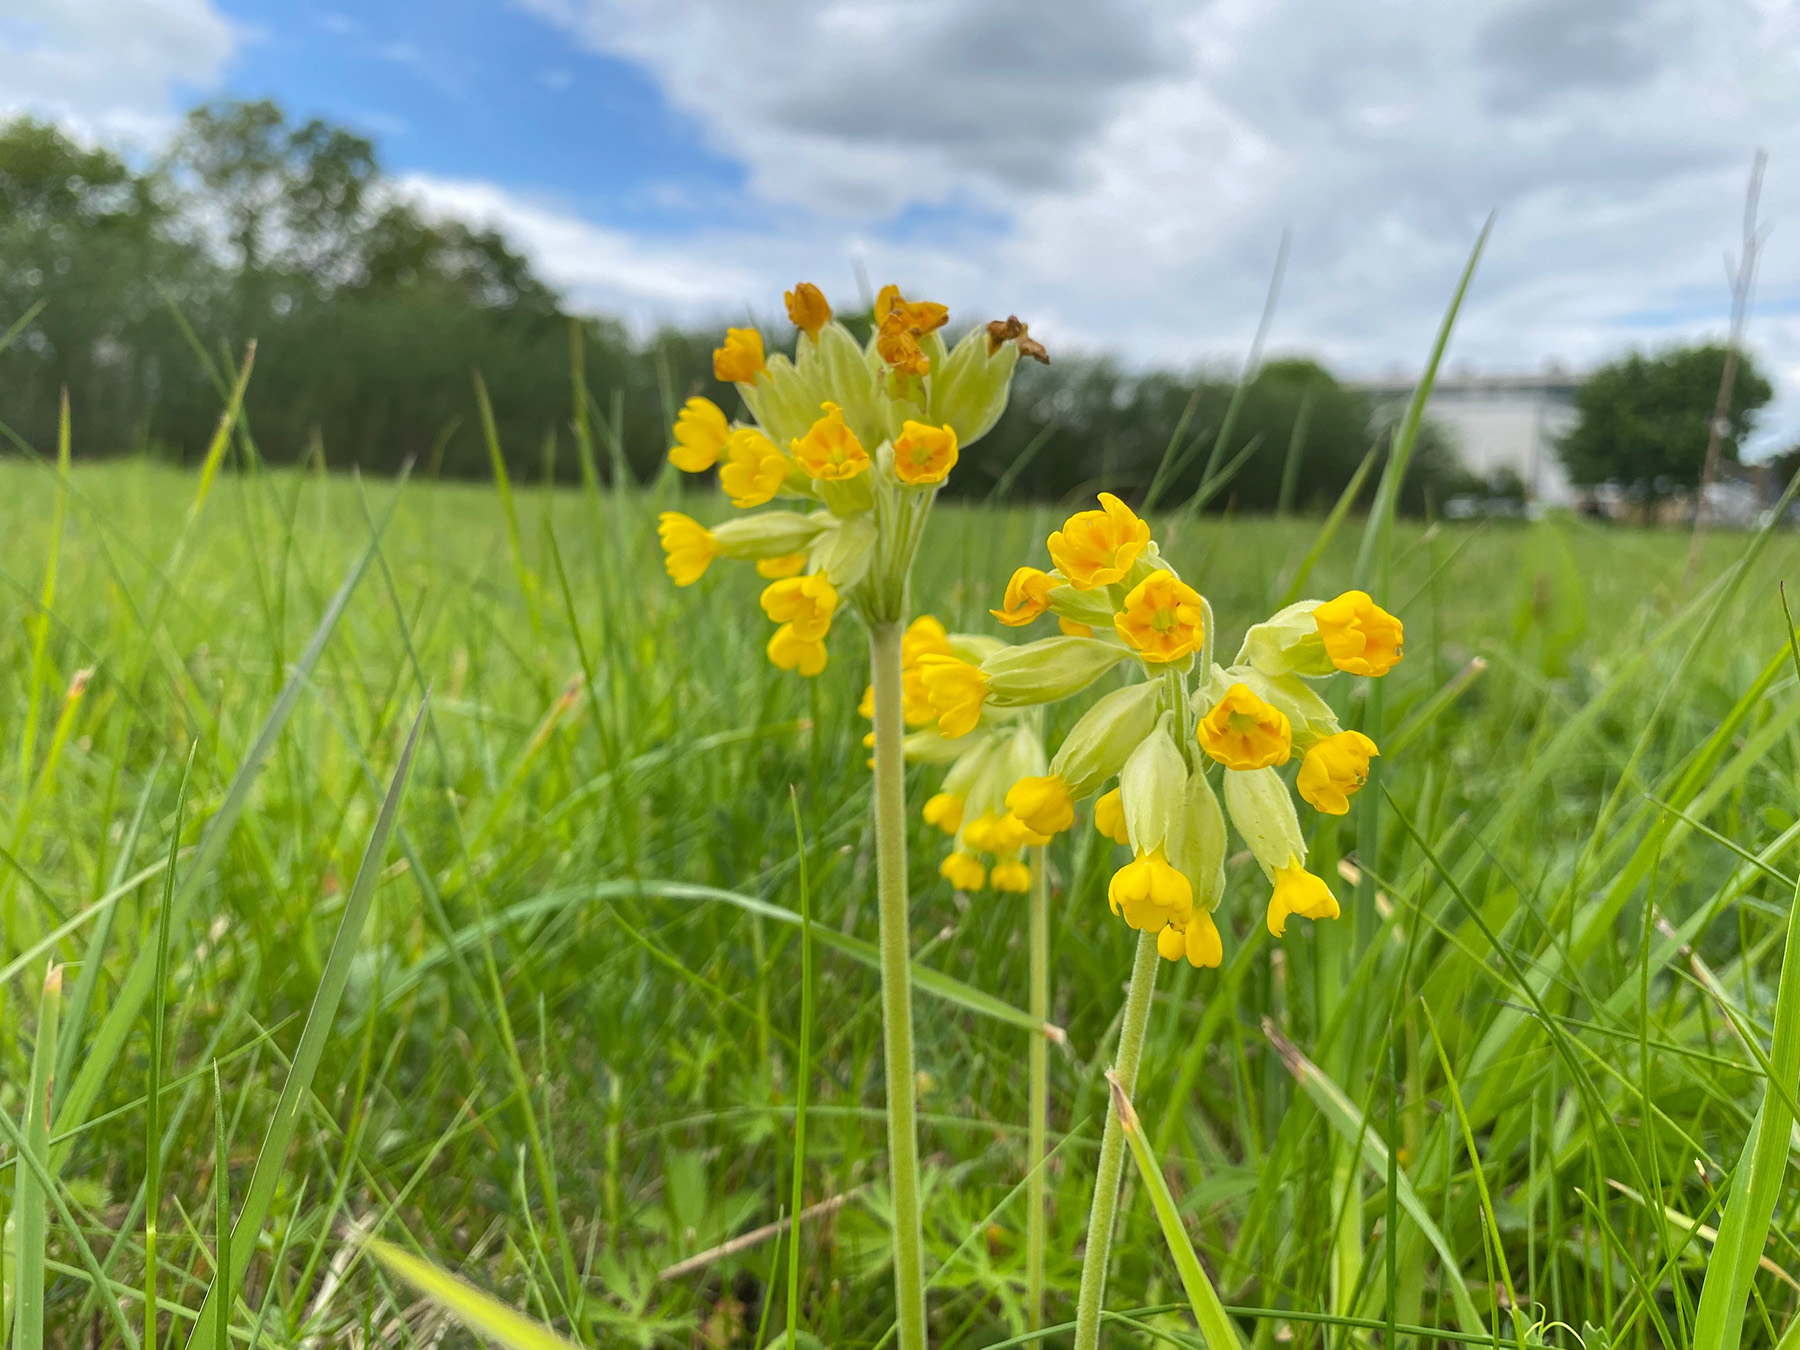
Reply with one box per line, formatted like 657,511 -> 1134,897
0,0 -> 234,144
517,0 -> 1800,448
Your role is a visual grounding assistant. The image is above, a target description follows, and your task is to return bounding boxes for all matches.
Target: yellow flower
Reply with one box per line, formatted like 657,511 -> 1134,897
940,851 -> 986,891
875,285 -> 949,377
1107,848 -> 1193,932
1113,572 -> 1206,663
1156,910 -> 1222,968
767,623 -> 827,677
1313,590 -> 1404,676
961,812 -> 1004,853
893,421 -> 959,485
713,327 -> 766,383
991,566 -> 1057,627
785,281 -> 832,339
923,792 -> 963,834
790,402 -> 870,480
760,573 -> 838,642
858,684 -> 876,719
756,554 -> 807,579
1094,787 -> 1129,845
1296,730 -> 1379,815
1006,774 -> 1074,836
1266,855 -> 1339,936
718,428 -> 788,508
668,397 -> 730,472
901,615 -> 954,726
991,858 -> 1032,893
1047,493 -> 1151,589
1197,682 -> 1292,770
993,813 -> 1052,851
916,653 -> 990,739
657,512 -> 718,586
1059,618 -> 1094,637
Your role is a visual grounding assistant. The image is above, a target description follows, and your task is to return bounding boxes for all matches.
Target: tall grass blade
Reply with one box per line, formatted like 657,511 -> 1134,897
183,695 -> 429,1350
1107,1073 -> 1245,1350
787,791 -> 813,1348
363,1238 -> 581,1350
10,963 -> 60,1350
145,749 -> 193,1350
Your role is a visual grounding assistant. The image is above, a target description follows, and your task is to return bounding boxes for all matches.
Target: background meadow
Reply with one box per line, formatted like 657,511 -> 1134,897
1,427 -> 1798,1346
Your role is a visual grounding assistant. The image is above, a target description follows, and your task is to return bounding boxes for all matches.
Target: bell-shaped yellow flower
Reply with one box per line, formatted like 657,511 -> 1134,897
991,566 -> 1057,627
657,512 -> 718,586
760,573 -> 837,642
767,623 -> 827,677
790,402 -> 870,481
1197,683 -> 1293,770
1156,910 -> 1222,968
893,420 -> 959,485
713,327 -> 765,383
756,554 -> 807,579
1094,787 -> 1129,845
990,857 -> 1031,893
940,851 -> 986,891
1266,855 -> 1339,935
923,792 -> 963,834
1047,493 -> 1151,590
1006,774 -> 1074,837
668,397 -> 729,472
1107,848 -> 1193,932
876,285 -> 950,378
1297,730 -> 1379,815
784,281 -> 832,339
916,653 -> 990,739
1313,590 -> 1404,676
1113,572 -> 1205,663
718,428 -> 788,508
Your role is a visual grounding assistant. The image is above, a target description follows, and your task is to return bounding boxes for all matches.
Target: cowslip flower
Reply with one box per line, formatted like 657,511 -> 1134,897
658,513 -> 718,586
917,654 -> 990,739
1312,590 -> 1404,676
786,282 -> 832,339
719,429 -> 788,508
1297,730 -> 1379,815
756,554 -> 807,579
1006,774 -> 1075,837
767,624 -> 827,676
1114,572 -> 1206,663
1047,493 -> 1150,589
714,327 -> 766,383
668,397 -> 730,472
1108,849 -> 1192,932
1266,856 -> 1340,936
1197,683 -> 1292,770
790,402 -> 869,481
941,851 -> 986,891
893,421 -> 959,485
1155,909 -> 1223,969
760,574 -> 837,642
990,858 -> 1032,893
992,567 -> 1057,627
923,792 -> 963,834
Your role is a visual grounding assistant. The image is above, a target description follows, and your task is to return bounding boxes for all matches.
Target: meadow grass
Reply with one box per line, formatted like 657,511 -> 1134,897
0,453 -> 1798,1349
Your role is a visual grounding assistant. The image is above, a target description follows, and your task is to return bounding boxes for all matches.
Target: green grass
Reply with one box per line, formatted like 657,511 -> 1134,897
1,452 -> 1799,1349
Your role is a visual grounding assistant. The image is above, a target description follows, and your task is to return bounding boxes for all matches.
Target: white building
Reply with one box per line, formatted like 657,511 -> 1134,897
1352,369 -> 1584,506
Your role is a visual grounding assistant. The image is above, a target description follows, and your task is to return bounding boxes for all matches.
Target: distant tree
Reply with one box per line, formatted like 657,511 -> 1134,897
1558,344 -> 1772,500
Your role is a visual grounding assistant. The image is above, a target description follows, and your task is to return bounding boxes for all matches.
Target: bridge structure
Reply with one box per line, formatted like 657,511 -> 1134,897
1348,369 -> 1585,505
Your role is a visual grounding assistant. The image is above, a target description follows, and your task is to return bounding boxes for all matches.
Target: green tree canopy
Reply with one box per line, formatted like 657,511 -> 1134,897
1558,343 -> 1772,498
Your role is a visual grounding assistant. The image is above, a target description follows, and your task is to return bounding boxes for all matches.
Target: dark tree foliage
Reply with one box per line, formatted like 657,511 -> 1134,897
1558,344 -> 1773,498
0,99 -> 1465,510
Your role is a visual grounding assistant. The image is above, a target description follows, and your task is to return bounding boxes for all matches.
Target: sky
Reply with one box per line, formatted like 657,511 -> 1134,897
5,0 -> 1800,450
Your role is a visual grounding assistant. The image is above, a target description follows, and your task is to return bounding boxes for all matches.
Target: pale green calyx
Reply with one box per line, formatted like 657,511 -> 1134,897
1223,765 -> 1306,876
981,636 -> 1130,707
1235,600 -> 1335,678
1118,714 -> 1189,857
1049,680 -> 1161,798
927,326 -> 1022,447
713,510 -> 833,558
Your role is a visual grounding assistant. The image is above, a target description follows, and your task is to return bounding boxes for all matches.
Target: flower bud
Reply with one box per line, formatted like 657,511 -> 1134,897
711,510 -> 832,559
928,326 -> 1022,447
785,282 -> 832,339
1118,717 -> 1188,858
1223,766 -> 1306,876
1049,680 -> 1161,798
1235,600 -> 1335,678
980,636 -> 1128,708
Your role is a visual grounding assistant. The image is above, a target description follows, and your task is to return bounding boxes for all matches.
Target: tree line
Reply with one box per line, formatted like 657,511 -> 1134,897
1,98 -> 1772,510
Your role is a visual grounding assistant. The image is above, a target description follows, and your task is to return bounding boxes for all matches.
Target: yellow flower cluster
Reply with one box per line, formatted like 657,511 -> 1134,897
973,493 -> 1403,963
657,280 -> 1048,667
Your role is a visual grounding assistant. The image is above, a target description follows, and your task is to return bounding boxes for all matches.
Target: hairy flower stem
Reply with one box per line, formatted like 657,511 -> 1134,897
869,619 -> 928,1350
1073,930 -> 1161,1350
1026,843 -> 1050,1339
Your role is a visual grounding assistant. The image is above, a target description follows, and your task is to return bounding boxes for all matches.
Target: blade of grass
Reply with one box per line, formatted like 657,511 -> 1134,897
363,1239 -> 581,1350
1108,1072 -> 1245,1350
146,748 -> 194,1350
182,695 -> 429,1350
786,789 -> 813,1348
11,963 -> 61,1350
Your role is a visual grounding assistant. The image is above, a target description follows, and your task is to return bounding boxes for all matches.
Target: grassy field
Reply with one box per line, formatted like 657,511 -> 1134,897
1,454 -> 1799,1349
